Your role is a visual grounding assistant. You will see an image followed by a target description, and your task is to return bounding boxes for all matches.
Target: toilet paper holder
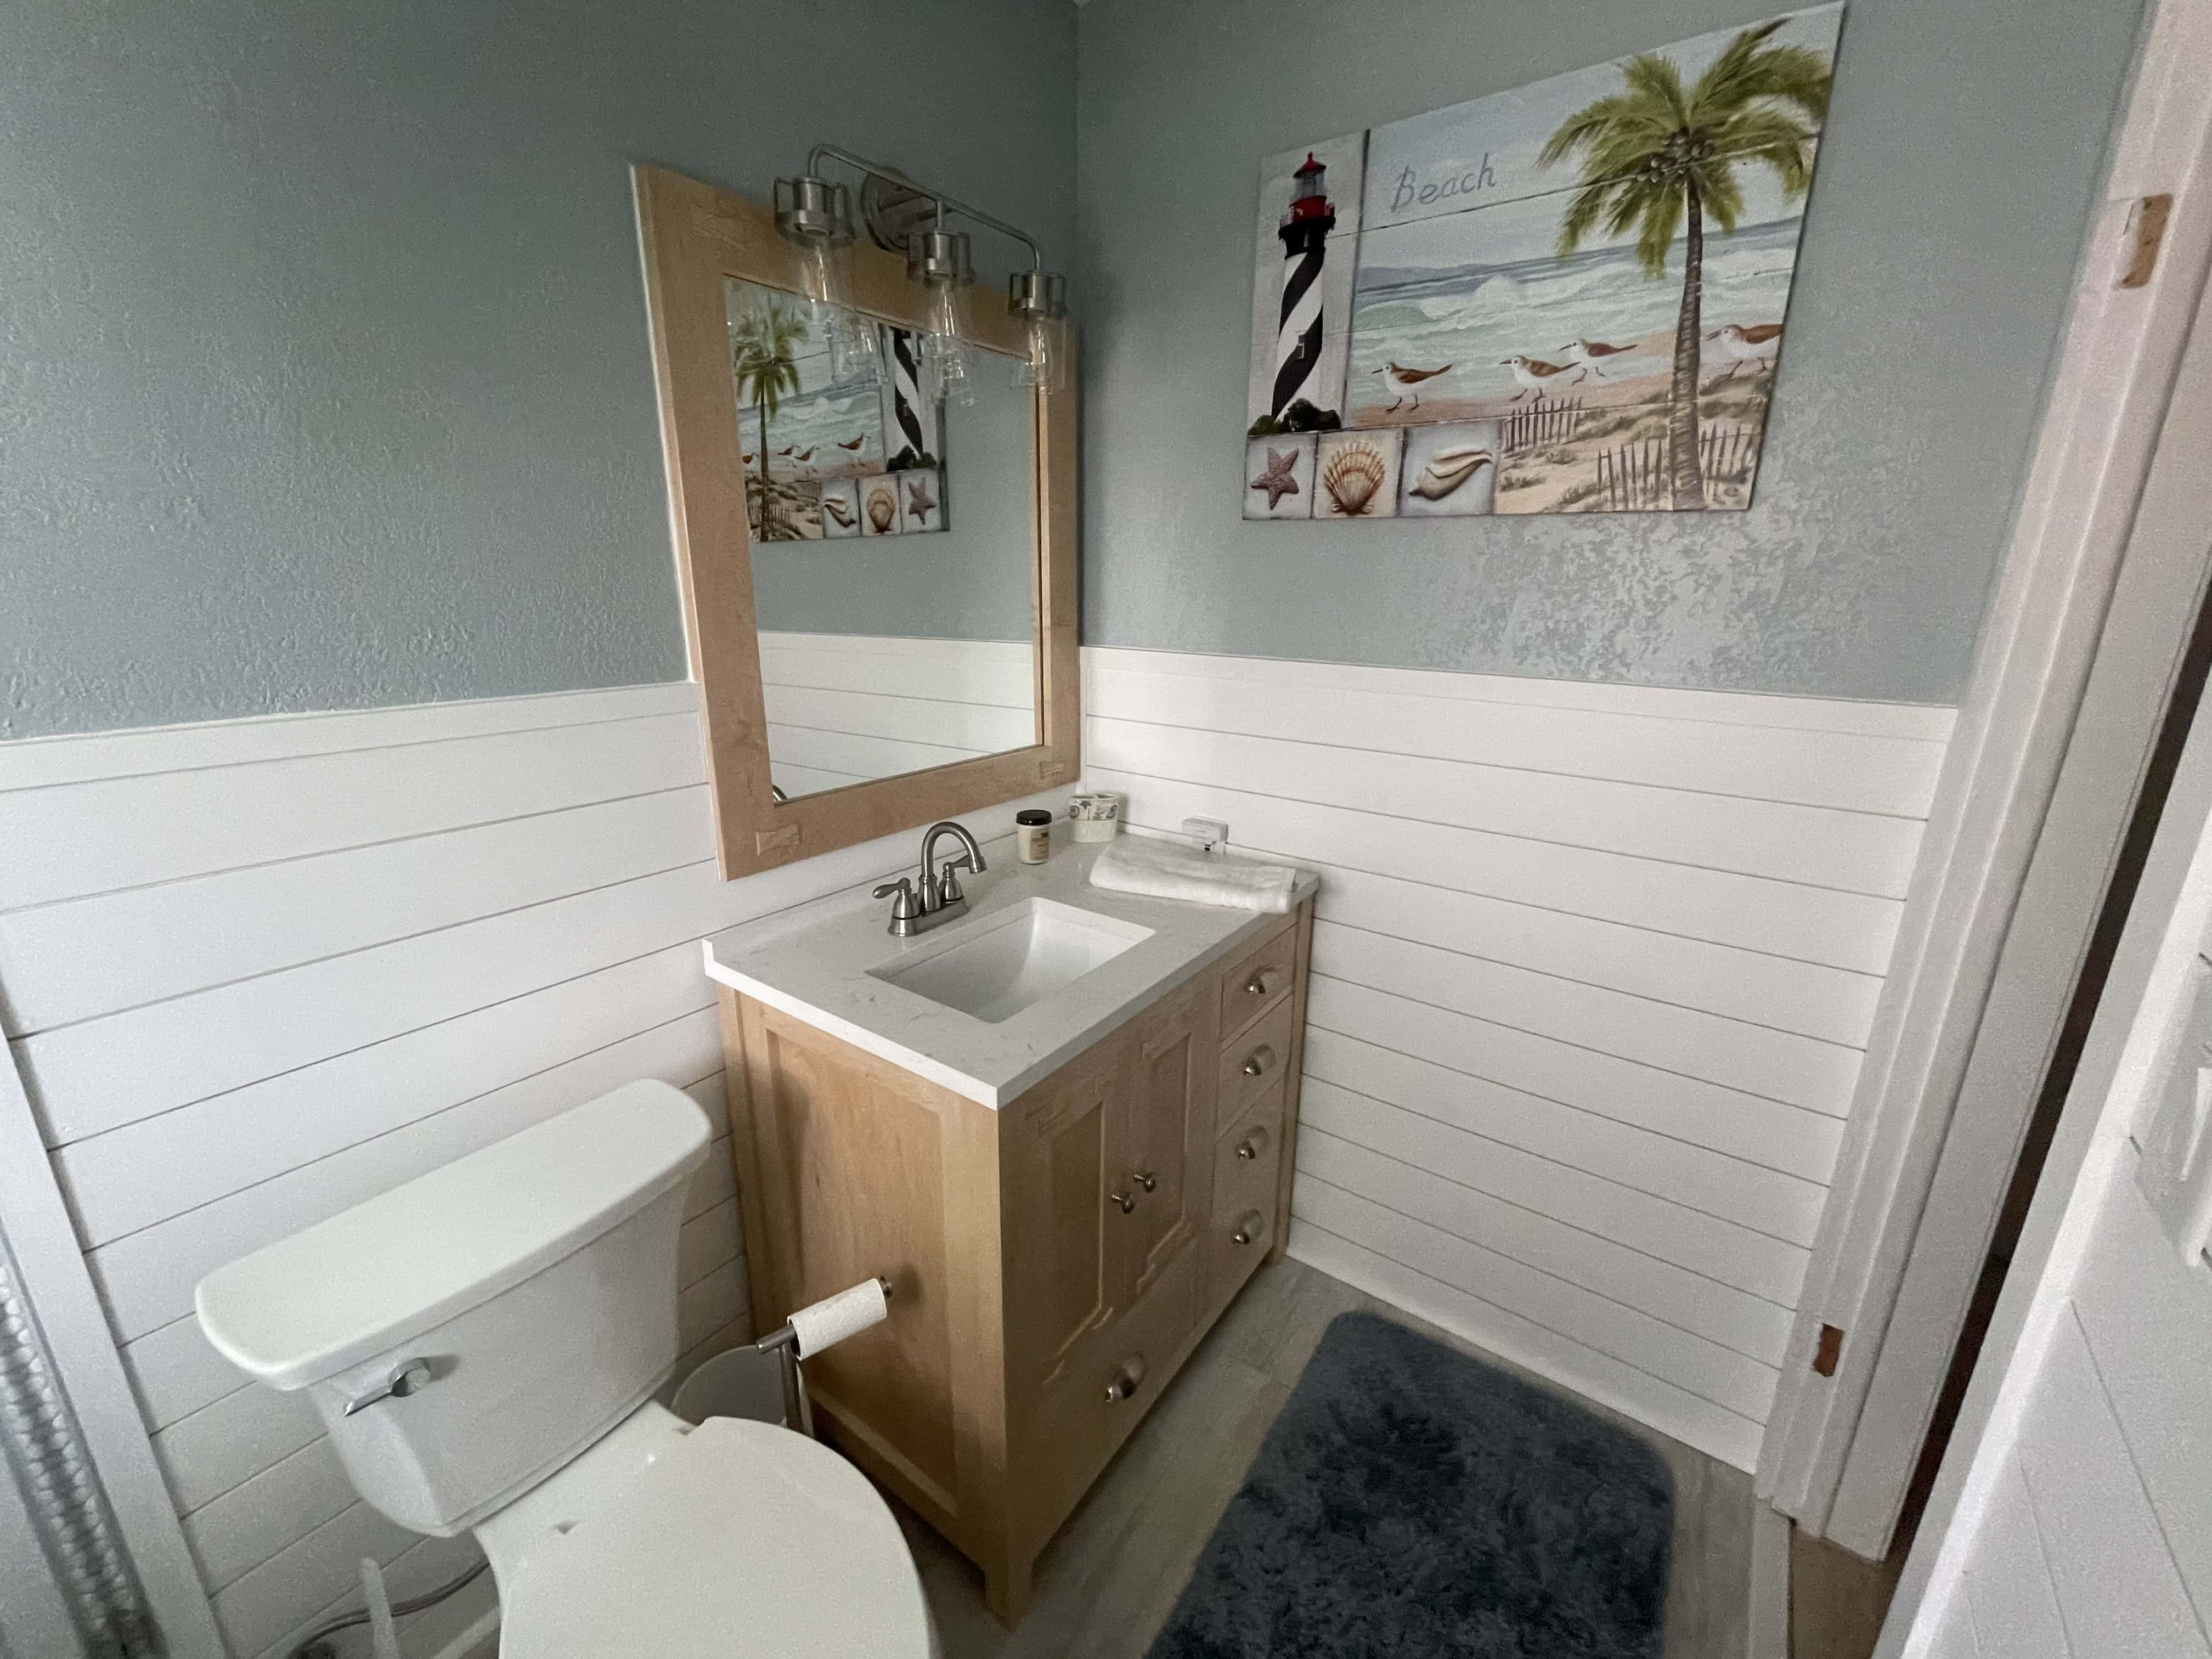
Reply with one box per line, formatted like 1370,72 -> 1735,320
750,1276 -> 894,1434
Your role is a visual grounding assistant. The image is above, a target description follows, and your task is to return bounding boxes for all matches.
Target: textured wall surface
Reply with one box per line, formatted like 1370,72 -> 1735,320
1074,0 -> 2142,704
0,0 -> 1075,740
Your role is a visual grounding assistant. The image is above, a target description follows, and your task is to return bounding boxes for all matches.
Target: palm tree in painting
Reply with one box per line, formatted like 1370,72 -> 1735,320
1539,21 -> 1828,510
730,299 -> 806,538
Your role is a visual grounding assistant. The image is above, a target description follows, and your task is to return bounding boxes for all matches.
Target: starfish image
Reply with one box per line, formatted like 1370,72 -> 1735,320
905,475 -> 938,524
1250,447 -> 1300,510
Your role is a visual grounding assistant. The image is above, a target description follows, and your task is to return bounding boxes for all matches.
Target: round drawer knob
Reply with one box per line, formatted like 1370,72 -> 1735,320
1236,1127 -> 1269,1161
1242,1045 -> 1275,1078
1231,1210 -> 1266,1246
1130,1169 -> 1158,1193
1104,1355 -> 1147,1403
1109,1188 -> 1137,1214
1244,970 -> 1275,997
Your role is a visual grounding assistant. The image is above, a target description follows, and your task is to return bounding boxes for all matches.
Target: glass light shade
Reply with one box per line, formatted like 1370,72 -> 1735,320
1014,318 -> 1068,392
830,312 -> 887,385
919,279 -> 974,407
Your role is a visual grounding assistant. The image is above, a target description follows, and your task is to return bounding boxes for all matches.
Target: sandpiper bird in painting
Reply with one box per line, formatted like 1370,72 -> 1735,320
1560,338 -> 1640,377
1369,360 -> 1453,414
1500,354 -> 1585,400
793,447 -> 815,463
1705,323 -> 1784,377
837,435 -> 866,450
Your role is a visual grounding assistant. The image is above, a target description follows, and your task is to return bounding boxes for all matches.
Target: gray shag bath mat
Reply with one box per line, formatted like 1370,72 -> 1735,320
1147,1311 -> 1673,1657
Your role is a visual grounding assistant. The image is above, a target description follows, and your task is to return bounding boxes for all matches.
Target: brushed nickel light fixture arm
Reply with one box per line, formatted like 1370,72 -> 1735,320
804,143 -> 1048,277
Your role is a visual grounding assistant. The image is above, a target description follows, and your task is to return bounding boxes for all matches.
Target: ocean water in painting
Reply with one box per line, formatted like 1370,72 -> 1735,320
736,382 -> 885,481
1347,216 -> 1804,414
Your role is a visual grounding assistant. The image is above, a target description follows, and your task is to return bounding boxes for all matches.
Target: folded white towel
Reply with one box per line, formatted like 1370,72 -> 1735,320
1088,836 -> 1300,913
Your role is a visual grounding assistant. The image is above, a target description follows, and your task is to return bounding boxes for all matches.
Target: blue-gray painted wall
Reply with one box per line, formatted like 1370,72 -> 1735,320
1074,0 -> 2143,705
1,0 -> 1075,740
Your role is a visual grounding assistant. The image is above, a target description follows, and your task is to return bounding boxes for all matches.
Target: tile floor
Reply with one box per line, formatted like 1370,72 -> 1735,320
898,1255 -> 1755,1659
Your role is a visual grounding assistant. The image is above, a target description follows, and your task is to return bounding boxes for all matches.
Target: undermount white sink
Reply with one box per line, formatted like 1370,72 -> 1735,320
868,898 -> 1155,1024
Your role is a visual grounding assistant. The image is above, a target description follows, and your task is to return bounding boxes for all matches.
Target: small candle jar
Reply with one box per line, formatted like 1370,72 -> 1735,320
1015,809 -> 1052,864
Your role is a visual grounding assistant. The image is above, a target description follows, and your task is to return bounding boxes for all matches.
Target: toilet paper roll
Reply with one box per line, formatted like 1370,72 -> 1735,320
789,1278 -> 889,1359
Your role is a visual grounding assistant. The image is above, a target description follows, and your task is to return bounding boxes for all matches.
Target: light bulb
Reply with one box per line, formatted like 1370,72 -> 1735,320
831,313 -> 886,385
923,331 -> 974,407
919,280 -> 973,405
1014,319 -> 1067,392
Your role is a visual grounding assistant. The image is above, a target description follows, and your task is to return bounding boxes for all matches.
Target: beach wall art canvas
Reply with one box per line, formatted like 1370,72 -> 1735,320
1244,4 -> 1842,520
727,276 -> 946,542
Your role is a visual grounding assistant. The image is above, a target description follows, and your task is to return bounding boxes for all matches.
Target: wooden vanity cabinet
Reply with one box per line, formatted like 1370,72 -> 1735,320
716,899 -> 1312,1624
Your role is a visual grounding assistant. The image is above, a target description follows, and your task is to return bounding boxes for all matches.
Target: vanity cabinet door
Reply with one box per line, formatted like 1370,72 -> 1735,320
1001,1040 -> 1126,1395
1110,977 -> 1219,1312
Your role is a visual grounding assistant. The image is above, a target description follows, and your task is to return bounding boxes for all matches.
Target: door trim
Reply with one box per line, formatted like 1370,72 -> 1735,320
1759,0 -> 2212,1553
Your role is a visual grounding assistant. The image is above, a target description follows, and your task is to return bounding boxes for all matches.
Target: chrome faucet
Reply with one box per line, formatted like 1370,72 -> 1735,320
873,821 -> 989,937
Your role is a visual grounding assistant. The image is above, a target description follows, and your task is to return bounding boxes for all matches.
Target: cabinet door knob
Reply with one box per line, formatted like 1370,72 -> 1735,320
1232,1211 -> 1266,1246
1104,1355 -> 1147,1403
1242,1045 -> 1275,1078
1130,1169 -> 1158,1193
1244,969 -> 1277,997
1109,1189 -> 1137,1214
1236,1128 -> 1269,1161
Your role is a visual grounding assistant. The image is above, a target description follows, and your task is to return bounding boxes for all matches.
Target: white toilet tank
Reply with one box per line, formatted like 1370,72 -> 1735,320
195,1081 -> 712,1536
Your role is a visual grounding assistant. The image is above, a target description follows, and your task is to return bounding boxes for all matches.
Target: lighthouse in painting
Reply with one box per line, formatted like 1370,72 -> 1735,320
1271,153 -> 1337,420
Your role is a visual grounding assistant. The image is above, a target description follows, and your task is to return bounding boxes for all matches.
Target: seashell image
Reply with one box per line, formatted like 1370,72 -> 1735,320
822,496 -> 856,529
1409,444 -> 1494,501
1320,441 -> 1389,516
865,486 -> 898,534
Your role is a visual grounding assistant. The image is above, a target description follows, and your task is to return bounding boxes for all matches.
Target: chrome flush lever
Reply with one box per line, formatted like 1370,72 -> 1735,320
343,1358 -> 433,1417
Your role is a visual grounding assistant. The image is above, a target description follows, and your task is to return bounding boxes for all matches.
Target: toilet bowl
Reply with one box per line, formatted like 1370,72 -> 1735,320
194,1081 -> 935,1657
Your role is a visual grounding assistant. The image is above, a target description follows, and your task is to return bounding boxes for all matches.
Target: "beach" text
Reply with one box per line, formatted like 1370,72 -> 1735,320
1390,154 -> 1498,214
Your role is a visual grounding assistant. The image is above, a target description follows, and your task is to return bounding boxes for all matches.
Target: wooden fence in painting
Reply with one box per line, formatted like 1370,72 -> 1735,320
1591,421 -> 1761,510
1594,436 -> 1672,510
1501,394 -> 1585,455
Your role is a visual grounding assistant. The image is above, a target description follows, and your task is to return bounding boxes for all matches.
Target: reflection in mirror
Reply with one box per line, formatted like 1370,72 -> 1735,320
725,277 -> 1040,802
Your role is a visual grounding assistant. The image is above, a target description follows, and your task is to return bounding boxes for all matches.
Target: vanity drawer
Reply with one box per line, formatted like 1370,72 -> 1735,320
1217,995 -> 1296,1133
1217,918 -> 1297,1042
1028,1246 -> 1200,1532
1207,1083 -> 1286,1304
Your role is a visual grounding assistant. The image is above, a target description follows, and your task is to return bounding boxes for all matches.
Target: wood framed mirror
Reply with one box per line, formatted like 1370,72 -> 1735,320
631,163 -> 1077,879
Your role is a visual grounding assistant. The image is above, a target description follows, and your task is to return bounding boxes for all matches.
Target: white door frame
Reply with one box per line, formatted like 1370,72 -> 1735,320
1880,288 -> 2212,1645
1759,0 -> 2212,1555
0,1043 -> 225,1658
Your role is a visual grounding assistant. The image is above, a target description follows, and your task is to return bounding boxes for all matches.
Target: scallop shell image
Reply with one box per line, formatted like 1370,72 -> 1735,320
1409,444 -> 1494,501
1320,442 -> 1389,516
865,486 -> 898,534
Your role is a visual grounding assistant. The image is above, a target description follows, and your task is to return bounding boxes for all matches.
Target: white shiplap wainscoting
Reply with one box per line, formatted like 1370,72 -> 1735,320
757,631 -> 1036,798
0,682 -> 1052,1659
1081,646 -> 1957,1471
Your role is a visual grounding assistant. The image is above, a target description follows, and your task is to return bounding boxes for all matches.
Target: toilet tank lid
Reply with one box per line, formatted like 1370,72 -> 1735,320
195,1081 -> 711,1391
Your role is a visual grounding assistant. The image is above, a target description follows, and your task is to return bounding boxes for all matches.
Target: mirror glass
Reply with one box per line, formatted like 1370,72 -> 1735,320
725,277 -> 1039,802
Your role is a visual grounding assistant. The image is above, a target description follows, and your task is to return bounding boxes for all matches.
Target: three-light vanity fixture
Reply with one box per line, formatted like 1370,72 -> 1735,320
774,145 -> 1069,402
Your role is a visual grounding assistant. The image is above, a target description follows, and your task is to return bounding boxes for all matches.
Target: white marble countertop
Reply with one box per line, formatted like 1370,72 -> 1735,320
702,840 -> 1317,1109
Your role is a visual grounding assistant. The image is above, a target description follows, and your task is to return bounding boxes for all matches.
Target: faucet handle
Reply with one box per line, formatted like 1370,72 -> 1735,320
872,878 -> 919,922
936,853 -> 973,905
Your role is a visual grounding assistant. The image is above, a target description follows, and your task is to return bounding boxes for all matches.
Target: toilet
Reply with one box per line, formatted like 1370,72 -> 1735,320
194,1081 -> 936,1657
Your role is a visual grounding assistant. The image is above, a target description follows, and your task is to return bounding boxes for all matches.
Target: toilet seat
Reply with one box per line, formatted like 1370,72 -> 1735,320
494,1415 -> 934,1658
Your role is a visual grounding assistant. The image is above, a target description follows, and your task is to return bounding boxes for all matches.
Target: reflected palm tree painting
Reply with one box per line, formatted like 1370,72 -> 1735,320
725,277 -> 937,540
1242,5 -> 1842,519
